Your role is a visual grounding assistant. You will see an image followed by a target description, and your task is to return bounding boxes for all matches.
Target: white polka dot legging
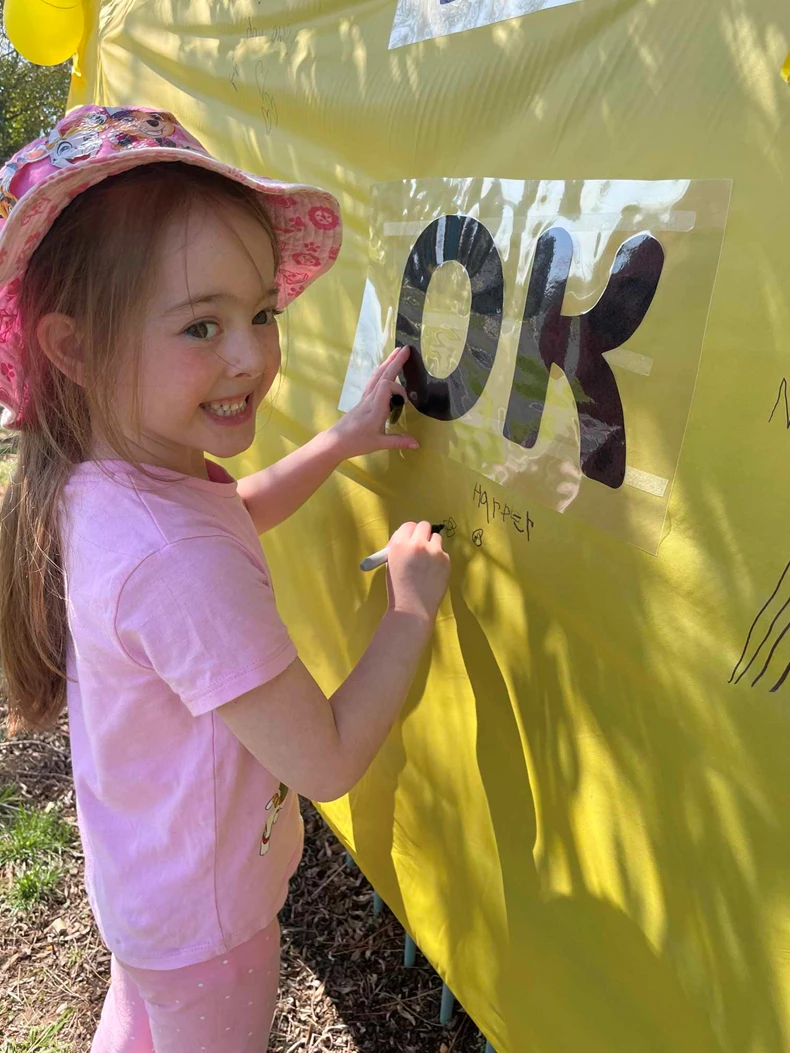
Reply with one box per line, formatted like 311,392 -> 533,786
91,918 -> 281,1052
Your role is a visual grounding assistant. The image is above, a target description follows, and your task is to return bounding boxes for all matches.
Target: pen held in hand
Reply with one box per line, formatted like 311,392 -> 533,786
360,524 -> 445,572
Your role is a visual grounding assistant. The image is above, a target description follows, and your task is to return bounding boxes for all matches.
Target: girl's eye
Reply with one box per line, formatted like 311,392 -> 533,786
183,320 -> 219,340
253,308 -> 282,326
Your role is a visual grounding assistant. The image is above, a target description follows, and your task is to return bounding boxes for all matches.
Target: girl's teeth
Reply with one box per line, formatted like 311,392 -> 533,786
204,398 -> 247,416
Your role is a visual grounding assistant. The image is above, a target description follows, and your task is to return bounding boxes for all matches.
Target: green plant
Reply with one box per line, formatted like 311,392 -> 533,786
7,861 -> 62,909
0,1010 -> 72,1052
0,781 -> 22,815
0,805 -> 73,866
0,803 -> 73,912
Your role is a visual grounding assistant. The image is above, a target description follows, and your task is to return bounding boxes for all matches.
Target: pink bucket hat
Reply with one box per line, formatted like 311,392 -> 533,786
0,105 -> 342,428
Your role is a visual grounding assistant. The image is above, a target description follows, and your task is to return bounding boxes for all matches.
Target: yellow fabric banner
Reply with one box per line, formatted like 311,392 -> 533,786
74,2 -> 790,1050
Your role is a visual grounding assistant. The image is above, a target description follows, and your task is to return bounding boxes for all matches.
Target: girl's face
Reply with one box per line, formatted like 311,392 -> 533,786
113,199 -> 281,477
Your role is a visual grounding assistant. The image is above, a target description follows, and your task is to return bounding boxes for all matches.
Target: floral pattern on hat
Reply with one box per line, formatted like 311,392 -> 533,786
308,205 -> 340,230
0,104 -> 342,427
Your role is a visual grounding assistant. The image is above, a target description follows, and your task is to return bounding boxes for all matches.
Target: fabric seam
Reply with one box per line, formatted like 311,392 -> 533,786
129,475 -> 170,545
210,713 -> 226,945
181,639 -> 295,711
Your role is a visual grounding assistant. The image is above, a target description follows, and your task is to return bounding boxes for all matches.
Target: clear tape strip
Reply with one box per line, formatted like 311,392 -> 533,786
623,466 -> 669,498
605,348 -> 654,376
340,310 -> 657,410
395,320 -> 657,379
382,212 -> 697,237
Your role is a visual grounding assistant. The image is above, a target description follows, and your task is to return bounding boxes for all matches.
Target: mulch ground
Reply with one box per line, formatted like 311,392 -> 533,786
0,711 -> 486,1052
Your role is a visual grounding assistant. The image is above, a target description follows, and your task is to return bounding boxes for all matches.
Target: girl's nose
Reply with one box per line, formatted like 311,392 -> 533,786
221,332 -> 266,377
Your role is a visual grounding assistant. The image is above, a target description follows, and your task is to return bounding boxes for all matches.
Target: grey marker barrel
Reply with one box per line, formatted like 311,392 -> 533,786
360,547 -> 390,572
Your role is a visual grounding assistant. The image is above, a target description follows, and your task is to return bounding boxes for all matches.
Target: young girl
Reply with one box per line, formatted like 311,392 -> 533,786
0,106 -> 450,1052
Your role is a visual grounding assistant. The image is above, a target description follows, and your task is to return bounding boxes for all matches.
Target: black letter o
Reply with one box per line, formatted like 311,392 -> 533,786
396,215 -> 504,421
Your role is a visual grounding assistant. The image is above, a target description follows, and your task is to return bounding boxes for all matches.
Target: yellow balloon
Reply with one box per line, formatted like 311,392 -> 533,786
4,0 -> 84,67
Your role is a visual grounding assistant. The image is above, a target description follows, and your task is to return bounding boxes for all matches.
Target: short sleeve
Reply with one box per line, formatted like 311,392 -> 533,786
115,535 -> 297,716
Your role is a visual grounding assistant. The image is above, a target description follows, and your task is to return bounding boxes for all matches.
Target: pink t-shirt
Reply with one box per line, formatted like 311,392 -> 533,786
61,459 -> 301,970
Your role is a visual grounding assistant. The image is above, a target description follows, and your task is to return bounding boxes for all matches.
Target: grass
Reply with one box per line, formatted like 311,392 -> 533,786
0,781 -> 23,814
0,1011 -> 72,1053
0,801 -> 74,865
7,862 -> 63,910
0,793 -> 74,913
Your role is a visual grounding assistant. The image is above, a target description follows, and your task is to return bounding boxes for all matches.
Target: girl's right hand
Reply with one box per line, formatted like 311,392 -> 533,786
385,521 -> 451,624
222,519 -> 451,802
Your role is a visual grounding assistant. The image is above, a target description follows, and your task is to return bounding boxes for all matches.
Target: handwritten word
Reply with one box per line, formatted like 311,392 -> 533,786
270,23 -> 297,49
473,483 -> 533,540
246,18 -> 297,51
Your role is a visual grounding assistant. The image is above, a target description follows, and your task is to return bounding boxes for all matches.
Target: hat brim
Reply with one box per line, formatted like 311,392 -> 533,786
0,146 -> 342,311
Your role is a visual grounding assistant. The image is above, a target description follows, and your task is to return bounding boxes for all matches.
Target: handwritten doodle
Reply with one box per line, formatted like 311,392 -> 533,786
443,516 -> 457,538
730,560 -> 790,693
270,23 -> 297,50
255,61 -> 279,134
246,18 -> 297,50
473,482 -> 533,540
768,378 -> 790,429
472,528 -> 484,547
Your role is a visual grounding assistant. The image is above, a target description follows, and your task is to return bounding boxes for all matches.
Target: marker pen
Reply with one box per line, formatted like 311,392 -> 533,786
360,524 -> 445,572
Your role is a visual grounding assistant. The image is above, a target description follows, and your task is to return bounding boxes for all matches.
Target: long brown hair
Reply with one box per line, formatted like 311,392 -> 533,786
1,162 -> 279,733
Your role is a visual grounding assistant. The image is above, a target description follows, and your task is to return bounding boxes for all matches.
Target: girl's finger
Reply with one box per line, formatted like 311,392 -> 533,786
369,378 -> 408,426
384,344 -> 410,368
362,350 -> 398,395
362,347 -> 409,398
380,344 -> 412,383
391,521 -> 418,543
428,530 -> 446,552
377,433 -> 420,451
413,520 -> 433,543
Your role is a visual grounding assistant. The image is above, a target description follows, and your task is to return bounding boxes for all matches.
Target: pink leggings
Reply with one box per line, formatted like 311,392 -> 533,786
91,919 -> 280,1052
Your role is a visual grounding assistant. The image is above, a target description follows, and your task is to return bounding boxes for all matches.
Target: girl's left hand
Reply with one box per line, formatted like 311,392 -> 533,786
328,345 -> 420,460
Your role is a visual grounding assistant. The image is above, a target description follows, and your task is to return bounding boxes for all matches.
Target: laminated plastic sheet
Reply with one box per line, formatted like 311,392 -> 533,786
340,177 -> 730,553
75,2 -> 790,1051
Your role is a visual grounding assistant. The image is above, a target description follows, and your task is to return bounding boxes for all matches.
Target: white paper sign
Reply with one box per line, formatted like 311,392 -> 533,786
389,0 -> 585,50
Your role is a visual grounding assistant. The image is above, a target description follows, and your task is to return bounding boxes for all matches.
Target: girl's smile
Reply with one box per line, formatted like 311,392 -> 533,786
200,390 -> 255,424
111,201 -> 281,478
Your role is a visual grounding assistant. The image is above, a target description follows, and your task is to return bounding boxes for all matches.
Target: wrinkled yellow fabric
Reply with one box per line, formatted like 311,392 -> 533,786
72,3 -> 790,1050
